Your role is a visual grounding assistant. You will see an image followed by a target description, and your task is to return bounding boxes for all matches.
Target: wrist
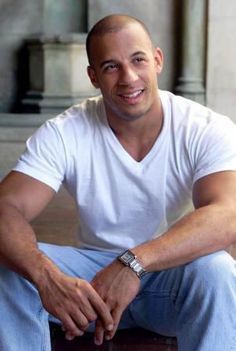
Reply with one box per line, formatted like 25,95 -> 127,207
28,250 -> 62,288
117,250 -> 147,279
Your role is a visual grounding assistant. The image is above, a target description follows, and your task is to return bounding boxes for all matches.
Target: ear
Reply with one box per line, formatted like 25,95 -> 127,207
87,66 -> 100,89
153,47 -> 164,74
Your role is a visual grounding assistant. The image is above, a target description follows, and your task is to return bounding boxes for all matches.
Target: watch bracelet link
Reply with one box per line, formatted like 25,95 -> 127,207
117,249 -> 146,279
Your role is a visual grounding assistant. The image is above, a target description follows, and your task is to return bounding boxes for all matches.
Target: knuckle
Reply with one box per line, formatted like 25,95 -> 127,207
71,326 -> 80,335
88,312 -> 97,322
63,321 -> 75,332
76,316 -> 89,330
79,321 -> 89,330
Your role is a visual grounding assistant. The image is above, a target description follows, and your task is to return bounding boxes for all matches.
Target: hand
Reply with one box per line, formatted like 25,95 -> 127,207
91,260 -> 141,345
37,269 -> 114,340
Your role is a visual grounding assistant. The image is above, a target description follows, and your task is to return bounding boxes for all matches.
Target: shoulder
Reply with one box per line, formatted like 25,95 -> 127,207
48,95 -> 104,132
159,90 -> 236,182
30,95 -> 105,150
160,90 -> 236,139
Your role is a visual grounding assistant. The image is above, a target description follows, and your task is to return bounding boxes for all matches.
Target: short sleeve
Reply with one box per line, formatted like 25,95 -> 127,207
192,115 -> 236,183
13,120 -> 67,192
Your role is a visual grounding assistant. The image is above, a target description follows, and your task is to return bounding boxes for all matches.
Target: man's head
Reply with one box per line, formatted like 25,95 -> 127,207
86,15 -> 153,66
86,15 -> 163,123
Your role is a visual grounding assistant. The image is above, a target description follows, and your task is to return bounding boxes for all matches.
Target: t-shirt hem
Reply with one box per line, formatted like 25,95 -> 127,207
13,166 -> 61,192
193,165 -> 236,184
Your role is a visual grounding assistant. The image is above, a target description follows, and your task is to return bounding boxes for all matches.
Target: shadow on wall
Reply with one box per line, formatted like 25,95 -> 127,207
12,42 -> 30,113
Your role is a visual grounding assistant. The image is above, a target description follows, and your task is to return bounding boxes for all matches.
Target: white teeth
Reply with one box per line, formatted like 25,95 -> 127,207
122,90 -> 143,98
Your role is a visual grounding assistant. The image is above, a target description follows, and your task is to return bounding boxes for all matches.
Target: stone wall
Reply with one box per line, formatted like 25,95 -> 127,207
0,1 -> 44,112
207,0 -> 236,122
0,0 -> 87,113
0,113 -> 51,175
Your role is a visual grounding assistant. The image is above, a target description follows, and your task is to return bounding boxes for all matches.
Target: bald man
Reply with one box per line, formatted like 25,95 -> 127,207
0,15 -> 236,351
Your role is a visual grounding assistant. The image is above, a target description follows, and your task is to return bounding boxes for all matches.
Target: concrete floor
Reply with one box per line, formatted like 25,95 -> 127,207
32,187 -> 79,247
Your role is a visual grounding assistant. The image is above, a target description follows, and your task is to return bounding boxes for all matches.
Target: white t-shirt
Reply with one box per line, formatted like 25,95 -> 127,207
14,91 -> 236,252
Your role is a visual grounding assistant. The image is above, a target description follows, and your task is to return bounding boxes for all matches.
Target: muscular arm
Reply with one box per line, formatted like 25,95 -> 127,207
132,171 -> 236,271
91,170 -> 236,344
0,171 -> 56,280
0,171 -> 113,339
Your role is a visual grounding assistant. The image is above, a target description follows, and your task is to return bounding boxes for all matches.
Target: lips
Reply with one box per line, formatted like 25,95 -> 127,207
118,89 -> 144,103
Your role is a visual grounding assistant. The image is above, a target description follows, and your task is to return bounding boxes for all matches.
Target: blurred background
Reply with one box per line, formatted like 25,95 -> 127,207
0,0 -> 235,255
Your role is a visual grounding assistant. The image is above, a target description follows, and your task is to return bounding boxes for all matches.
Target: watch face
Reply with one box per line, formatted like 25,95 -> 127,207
119,250 -> 135,265
120,250 -> 135,264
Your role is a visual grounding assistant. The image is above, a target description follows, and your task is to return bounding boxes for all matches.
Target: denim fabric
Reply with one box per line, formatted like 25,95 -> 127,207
0,244 -> 235,351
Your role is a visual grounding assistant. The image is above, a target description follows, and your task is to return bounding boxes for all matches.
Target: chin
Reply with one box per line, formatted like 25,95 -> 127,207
121,105 -> 153,121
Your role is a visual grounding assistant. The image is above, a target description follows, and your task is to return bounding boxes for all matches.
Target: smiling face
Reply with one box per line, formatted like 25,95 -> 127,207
87,21 -> 163,125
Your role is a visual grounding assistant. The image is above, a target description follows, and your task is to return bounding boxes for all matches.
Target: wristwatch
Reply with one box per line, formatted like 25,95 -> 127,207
118,250 -> 146,279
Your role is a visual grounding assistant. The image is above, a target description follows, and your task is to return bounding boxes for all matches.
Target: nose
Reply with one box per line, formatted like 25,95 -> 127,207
119,65 -> 138,85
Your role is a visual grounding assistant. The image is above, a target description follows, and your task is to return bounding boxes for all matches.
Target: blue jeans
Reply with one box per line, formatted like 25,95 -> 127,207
0,244 -> 235,351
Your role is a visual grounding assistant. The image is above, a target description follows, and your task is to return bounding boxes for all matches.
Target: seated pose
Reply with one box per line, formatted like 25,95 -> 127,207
0,14 -> 236,351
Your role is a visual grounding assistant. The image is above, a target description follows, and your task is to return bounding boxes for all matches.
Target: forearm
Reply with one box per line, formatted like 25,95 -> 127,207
0,202 -> 60,286
132,202 -> 236,272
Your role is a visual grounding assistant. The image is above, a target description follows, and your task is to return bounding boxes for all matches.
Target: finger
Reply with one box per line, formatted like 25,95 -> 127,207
76,280 -> 113,330
61,322 -> 85,340
78,300 -> 98,322
105,308 -> 123,341
94,319 -> 105,345
88,294 -> 114,331
61,316 -> 85,340
70,310 -> 90,331
65,329 -> 84,341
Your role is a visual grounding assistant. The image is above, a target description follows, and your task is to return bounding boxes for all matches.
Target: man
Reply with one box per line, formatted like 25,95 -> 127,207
0,14 -> 236,351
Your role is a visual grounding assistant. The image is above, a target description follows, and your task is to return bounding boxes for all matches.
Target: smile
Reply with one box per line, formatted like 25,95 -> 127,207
118,89 -> 144,103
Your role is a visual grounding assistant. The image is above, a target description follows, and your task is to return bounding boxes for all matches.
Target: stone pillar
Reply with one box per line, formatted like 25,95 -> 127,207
174,0 -> 207,104
44,0 -> 88,34
21,34 -> 97,113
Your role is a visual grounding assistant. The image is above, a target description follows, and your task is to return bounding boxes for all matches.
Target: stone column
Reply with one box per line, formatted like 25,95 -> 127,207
21,34 -> 97,113
44,0 -> 88,33
174,0 -> 207,104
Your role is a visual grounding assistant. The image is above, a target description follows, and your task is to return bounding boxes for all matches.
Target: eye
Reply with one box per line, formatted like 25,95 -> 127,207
133,57 -> 146,64
103,63 -> 119,72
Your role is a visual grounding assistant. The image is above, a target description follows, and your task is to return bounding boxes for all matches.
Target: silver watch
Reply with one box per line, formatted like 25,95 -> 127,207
118,250 -> 146,279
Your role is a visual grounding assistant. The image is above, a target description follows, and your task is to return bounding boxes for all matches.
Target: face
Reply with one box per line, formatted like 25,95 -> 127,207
87,22 -> 163,124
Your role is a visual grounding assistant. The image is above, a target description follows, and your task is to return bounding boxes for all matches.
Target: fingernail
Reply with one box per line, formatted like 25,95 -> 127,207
94,338 -> 102,345
106,324 -> 113,331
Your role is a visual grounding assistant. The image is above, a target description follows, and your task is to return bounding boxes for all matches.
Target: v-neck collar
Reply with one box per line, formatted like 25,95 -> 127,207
97,91 -> 169,168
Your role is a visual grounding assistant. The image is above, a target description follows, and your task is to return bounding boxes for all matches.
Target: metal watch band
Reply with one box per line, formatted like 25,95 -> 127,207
118,250 -> 146,279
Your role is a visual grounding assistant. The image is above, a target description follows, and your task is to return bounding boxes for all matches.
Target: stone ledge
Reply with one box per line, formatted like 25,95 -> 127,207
25,33 -> 87,45
0,113 -> 53,127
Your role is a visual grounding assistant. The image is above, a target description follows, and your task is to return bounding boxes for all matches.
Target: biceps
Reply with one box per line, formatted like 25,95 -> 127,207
0,171 -> 56,221
193,171 -> 236,209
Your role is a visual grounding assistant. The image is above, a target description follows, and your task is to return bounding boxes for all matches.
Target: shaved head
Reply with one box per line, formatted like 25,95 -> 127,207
86,14 -> 153,65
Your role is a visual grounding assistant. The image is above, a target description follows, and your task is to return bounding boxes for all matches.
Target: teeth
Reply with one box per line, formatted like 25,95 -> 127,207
122,90 -> 143,98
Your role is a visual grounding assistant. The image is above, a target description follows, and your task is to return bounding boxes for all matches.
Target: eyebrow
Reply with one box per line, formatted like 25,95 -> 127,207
99,51 -> 147,69
131,51 -> 147,57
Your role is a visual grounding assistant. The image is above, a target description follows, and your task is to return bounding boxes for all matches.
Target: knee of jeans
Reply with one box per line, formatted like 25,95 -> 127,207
0,265 -> 37,298
186,251 -> 235,290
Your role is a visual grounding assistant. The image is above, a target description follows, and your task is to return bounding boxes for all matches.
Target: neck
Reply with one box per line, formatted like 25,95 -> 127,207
107,95 -> 163,139
106,99 -> 164,162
